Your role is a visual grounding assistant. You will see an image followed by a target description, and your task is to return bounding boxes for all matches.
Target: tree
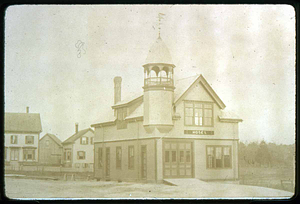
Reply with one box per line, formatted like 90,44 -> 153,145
255,140 -> 271,167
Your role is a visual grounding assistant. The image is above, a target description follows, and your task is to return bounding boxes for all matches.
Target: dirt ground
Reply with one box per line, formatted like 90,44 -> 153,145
4,177 -> 294,199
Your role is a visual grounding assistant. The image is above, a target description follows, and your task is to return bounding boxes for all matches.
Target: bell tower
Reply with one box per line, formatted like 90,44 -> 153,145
143,35 -> 175,133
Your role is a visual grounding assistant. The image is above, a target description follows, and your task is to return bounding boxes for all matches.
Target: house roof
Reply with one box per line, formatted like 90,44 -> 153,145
62,128 -> 94,144
92,74 -> 235,127
145,37 -> 173,65
5,112 -> 42,133
40,133 -> 62,147
219,110 -> 243,123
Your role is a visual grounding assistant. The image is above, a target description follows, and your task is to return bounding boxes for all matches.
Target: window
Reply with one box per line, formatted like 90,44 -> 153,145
5,147 -> 8,161
25,136 -> 34,144
11,135 -> 18,144
77,151 -> 86,160
206,146 -> 232,169
184,101 -> 213,126
45,140 -> 50,147
98,148 -> 103,168
10,149 -> 19,161
165,151 -> 170,163
128,146 -> 134,169
91,137 -> 94,145
64,150 -> 71,161
116,146 -> 122,169
80,137 -> 89,145
117,108 -> 127,129
23,149 -> 35,161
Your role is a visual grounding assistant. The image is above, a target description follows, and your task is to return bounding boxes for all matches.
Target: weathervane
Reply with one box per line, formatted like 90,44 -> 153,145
157,13 -> 165,38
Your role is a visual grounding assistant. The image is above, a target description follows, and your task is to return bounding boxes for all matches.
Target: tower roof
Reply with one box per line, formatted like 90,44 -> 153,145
145,37 -> 173,65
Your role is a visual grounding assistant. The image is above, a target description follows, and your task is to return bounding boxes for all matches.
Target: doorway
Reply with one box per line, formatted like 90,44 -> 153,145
163,141 -> 192,178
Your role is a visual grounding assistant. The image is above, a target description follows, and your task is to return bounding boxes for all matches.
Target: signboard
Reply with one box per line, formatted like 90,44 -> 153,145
184,130 -> 214,135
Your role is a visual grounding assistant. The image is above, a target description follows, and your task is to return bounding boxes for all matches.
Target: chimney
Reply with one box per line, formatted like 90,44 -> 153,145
75,123 -> 79,133
114,76 -> 122,104
26,107 -> 29,113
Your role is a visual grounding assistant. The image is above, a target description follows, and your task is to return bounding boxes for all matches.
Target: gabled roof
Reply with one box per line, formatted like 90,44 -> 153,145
62,128 -> 94,145
92,74 -> 228,127
219,110 -> 243,123
5,112 -> 42,133
40,133 -> 62,147
112,93 -> 143,108
174,74 -> 226,109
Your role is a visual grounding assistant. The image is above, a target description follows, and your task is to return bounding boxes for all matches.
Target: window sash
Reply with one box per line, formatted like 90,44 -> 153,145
11,135 -> 18,144
184,101 -> 213,126
77,151 -> 85,160
98,148 -> 103,168
25,136 -> 34,144
23,149 -> 35,161
206,146 -> 231,169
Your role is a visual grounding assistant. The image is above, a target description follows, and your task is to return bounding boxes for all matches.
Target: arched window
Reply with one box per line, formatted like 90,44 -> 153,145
151,66 -> 160,77
150,70 -> 157,78
161,69 -> 168,78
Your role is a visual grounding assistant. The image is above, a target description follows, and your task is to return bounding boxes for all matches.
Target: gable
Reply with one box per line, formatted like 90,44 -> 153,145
184,81 -> 214,102
174,75 -> 226,109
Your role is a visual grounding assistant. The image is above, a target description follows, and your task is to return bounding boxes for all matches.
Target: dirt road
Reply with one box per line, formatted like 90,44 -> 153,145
4,177 -> 294,199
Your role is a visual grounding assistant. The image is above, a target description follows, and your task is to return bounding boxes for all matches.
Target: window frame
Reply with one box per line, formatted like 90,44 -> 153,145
80,136 -> 89,145
184,100 -> 214,127
25,136 -> 34,144
10,148 -> 19,161
206,145 -> 232,169
77,151 -> 86,160
116,146 -> 122,169
117,108 -> 128,129
128,145 -> 134,170
10,135 -> 18,144
23,149 -> 35,161
98,147 -> 103,168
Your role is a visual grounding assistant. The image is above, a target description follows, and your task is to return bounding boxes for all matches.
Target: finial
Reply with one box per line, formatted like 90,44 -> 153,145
157,13 -> 165,38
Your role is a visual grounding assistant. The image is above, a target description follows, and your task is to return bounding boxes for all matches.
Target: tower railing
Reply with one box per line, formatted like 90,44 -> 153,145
145,77 -> 173,86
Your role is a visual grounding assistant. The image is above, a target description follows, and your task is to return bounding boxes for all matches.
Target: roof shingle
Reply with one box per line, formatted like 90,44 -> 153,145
5,112 -> 42,133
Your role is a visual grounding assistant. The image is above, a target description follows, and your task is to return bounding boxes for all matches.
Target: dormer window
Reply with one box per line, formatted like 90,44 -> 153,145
117,108 -> 127,129
184,101 -> 213,127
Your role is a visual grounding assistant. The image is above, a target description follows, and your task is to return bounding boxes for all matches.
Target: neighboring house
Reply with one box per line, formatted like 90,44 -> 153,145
61,124 -> 95,172
5,107 -> 42,168
39,133 -> 63,166
91,36 -> 243,183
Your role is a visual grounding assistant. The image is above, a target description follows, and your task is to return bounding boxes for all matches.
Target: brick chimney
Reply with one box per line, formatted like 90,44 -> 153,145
26,106 -> 29,113
114,76 -> 122,104
75,123 -> 79,133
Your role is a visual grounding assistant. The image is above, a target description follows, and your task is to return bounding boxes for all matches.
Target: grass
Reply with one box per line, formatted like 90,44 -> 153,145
239,166 -> 295,192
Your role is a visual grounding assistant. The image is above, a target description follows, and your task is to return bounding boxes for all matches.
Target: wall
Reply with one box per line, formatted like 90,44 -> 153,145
94,138 -> 156,182
39,135 -> 62,165
72,130 -> 94,169
194,139 -> 239,180
5,132 -> 39,162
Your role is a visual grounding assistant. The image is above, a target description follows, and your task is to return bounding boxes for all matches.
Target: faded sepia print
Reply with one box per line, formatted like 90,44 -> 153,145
4,5 -> 295,199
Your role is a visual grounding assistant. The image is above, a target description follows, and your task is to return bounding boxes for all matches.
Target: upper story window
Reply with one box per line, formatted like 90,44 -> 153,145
184,101 -> 213,127
117,108 -> 127,129
80,136 -> 89,145
77,151 -> 86,160
91,137 -> 94,145
11,135 -> 18,144
25,136 -> 34,144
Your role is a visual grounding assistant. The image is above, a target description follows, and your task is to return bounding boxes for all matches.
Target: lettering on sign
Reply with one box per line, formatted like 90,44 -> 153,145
184,130 -> 214,135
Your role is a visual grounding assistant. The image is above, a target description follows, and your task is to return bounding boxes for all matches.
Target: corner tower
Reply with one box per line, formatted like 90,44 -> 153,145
143,36 -> 175,133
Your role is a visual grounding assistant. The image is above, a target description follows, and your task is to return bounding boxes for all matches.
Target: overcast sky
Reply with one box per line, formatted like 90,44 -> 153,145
5,5 -> 295,144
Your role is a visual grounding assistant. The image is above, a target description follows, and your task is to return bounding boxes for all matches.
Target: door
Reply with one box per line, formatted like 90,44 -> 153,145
105,147 -> 110,179
141,145 -> 147,179
164,141 -> 193,178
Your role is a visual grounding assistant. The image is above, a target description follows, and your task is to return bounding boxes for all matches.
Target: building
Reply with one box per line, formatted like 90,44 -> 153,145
61,123 -> 95,171
5,107 -> 42,169
91,36 -> 242,183
39,133 -> 63,166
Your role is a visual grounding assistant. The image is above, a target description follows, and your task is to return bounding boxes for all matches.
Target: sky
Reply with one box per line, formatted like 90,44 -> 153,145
5,5 -> 295,144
